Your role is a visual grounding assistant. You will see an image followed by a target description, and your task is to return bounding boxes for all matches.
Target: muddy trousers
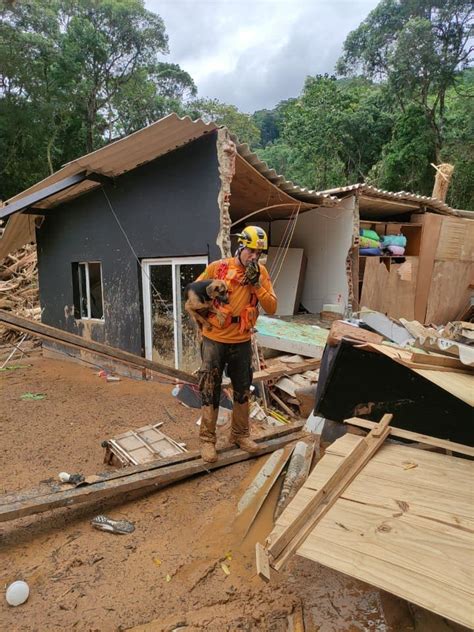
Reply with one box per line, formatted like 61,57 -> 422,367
198,338 -> 253,444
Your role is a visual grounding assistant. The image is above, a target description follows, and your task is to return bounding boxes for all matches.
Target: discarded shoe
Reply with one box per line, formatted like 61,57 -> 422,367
200,442 -> 218,463
230,435 -> 260,454
91,515 -> 135,535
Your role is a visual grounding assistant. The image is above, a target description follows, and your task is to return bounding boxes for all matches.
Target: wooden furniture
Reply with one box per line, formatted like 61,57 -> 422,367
358,214 -> 474,324
262,432 -> 474,629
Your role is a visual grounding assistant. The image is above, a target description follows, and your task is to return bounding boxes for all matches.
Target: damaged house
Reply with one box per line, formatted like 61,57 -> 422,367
0,114 -> 472,371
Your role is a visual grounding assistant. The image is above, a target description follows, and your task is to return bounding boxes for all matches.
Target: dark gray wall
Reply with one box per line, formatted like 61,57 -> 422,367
36,133 -> 221,355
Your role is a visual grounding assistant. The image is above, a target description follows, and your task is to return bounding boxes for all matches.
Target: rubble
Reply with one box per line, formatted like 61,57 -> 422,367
0,242 -> 40,343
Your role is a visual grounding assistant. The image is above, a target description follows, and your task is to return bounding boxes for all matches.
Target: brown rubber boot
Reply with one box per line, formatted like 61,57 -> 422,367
199,405 -> 219,462
200,441 -> 217,463
231,435 -> 260,453
229,401 -> 259,453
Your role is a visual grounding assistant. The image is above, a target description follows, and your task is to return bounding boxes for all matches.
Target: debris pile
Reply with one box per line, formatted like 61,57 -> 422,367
0,243 -> 40,342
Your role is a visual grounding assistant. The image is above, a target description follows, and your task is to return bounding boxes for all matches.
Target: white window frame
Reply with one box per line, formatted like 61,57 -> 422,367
77,261 -> 104,321
142,256 -> 208,368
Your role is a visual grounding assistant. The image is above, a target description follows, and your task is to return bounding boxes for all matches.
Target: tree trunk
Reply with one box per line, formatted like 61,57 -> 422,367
431,163 -> 454,202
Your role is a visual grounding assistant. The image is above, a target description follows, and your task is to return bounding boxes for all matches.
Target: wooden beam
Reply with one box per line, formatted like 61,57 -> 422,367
264,414 -> 392,573
0,310 -> 197,383
1,423 -> 304,509
410,352 -> 469,371
268,389 -> 297,419
0,431 -> 303,523
256,542 -> 271,582
414,214 -> 443,322
344,417 -> 474,457
252,359 -> 320,383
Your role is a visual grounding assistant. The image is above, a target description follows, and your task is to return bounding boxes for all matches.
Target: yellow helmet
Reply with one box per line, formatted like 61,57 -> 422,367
235,226 -> 268,251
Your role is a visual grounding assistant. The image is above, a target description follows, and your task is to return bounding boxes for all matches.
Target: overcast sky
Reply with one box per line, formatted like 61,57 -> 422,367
145,0 -> 380,112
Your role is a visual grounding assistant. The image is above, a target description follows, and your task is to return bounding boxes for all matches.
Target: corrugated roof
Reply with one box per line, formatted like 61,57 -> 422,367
0,113 -> 339,257
3,114 -> 219,212
235,142 -> 337,206
315,183 -> 466,216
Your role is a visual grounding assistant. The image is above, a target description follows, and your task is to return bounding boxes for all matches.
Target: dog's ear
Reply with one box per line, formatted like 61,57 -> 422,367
205,281 -> 216,298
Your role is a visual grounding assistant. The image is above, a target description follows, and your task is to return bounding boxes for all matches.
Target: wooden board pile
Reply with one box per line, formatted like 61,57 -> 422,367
257,416 -> 474,629
0,243 -> 40,342
252,352 -> 320,422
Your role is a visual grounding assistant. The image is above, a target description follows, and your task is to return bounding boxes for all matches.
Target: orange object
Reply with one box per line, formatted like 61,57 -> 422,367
197,258 -> 276,343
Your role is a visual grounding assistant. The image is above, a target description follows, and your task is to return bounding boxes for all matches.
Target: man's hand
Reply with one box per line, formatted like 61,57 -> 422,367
244,261 -> 260,286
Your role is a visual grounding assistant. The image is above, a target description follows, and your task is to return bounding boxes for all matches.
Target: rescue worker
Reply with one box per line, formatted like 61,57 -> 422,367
196,226 -> 277,463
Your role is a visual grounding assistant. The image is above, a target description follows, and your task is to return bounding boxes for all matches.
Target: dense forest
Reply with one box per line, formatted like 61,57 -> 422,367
1,0 -> 472,209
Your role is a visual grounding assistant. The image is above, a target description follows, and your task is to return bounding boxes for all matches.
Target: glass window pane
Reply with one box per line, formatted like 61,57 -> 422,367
177,263 -> 206,372
78,263 -> 88,318
150,265 -> 175,367
88,262 -> 103,319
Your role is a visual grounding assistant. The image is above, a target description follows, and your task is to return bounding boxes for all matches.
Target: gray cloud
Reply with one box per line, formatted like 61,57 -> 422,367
147,0 -> 380,112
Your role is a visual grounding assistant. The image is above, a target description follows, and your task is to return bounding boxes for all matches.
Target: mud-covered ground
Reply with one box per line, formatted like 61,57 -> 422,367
0,354 -> 460,631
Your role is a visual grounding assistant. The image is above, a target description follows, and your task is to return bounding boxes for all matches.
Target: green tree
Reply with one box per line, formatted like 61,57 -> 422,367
187,98 -> 260,146
442,69 -> 474,209
266,75 -> 392,190
337,0 -> 473,159
0,0 -> 195,199
369,104 -> 437,193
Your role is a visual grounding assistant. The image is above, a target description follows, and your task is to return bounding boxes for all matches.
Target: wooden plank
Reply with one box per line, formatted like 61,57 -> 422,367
414,368 -> 474,406
360,258 -> 387,313
344,417 -> 474,457
0,433 -> 302,523
425,261 -> 474,325
235,445 -> 293,537
435,216 -> 474,263
415,214 -> 443,322
253,358 -> 321,383
1,422 -> 304,508
0,309 -> 197,383
281,462 -> 474,532
256,542 -> 271,582
269,389 -> 297,418
384,258 -> 418,320
327,320 -> 384,347
298,507 -> 473,629
255,315 -> 328,359
410,351 -> 470,371
325,433 -> 473,478
271,434 -> 474,629
266,415 -> 393,570
305,499 -> 472,591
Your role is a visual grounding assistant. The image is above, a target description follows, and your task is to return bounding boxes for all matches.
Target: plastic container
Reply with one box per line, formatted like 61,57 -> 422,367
5,581 -> 30,606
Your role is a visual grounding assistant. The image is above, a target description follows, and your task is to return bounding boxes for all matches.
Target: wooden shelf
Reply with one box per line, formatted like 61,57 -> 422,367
359,255 -> 411,259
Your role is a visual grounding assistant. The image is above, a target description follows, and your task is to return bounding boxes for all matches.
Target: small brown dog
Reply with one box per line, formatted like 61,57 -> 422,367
184,279 -> 229,331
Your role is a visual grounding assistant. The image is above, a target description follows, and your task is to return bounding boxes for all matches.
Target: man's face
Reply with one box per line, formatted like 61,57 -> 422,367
239,247 -> 263,266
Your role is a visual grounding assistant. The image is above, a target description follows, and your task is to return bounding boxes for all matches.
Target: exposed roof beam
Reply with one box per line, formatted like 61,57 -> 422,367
0,172 -> 88,219
85,171 -> 115,186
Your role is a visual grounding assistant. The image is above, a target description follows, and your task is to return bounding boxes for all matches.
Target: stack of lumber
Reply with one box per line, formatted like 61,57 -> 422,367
0,243 -> 39,342
259,425 -> 474,629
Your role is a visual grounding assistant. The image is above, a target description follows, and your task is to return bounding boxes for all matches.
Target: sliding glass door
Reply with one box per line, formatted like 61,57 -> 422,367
142,257 -> 207,371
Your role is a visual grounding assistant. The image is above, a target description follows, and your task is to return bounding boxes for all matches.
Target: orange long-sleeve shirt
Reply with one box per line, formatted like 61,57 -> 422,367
197,257 -> 277,343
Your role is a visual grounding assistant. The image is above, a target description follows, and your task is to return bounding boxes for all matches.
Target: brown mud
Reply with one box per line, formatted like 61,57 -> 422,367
0,356 -> 457,631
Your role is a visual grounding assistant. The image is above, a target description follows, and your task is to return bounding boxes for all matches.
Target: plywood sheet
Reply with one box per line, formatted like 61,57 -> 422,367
360,258 -> 388,313
255,315 -> 328,358
415,213 -> 442,322
426,260 -> 474,325
272,434 -> 474,629
435,216 -> 474,262
265,247 -> 306,316
361,257 -> 418,320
